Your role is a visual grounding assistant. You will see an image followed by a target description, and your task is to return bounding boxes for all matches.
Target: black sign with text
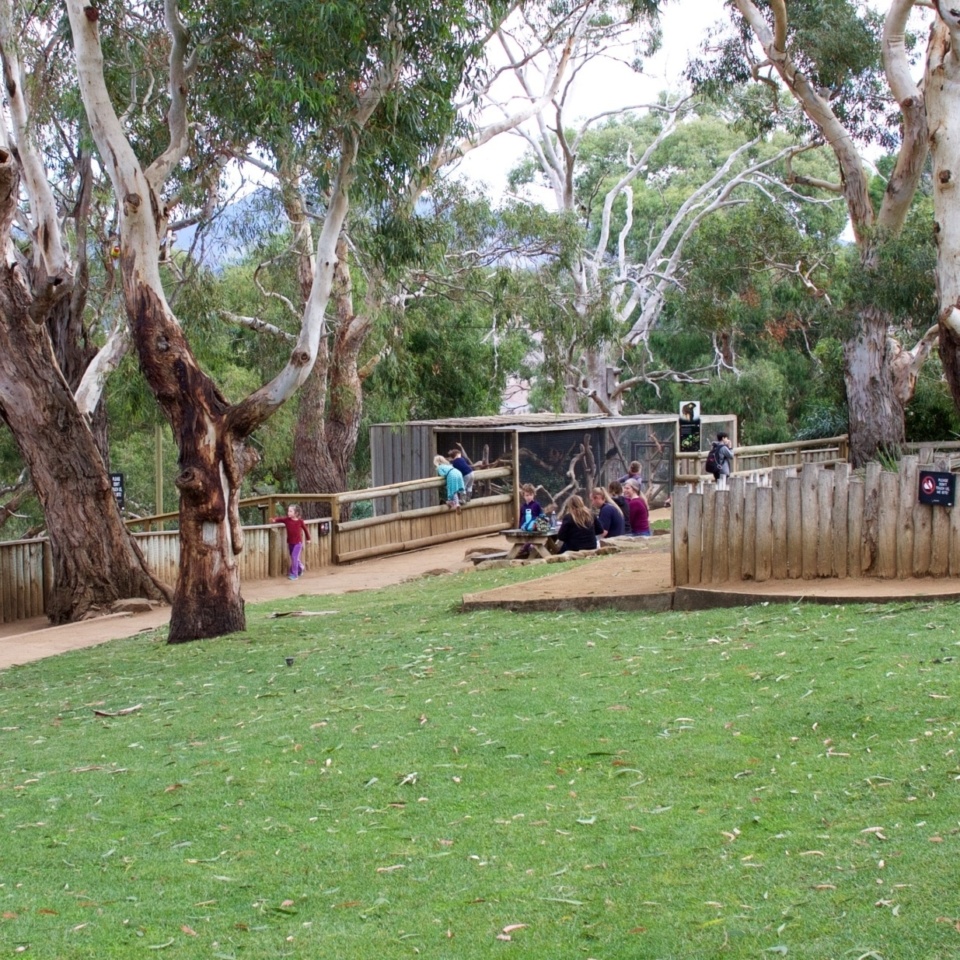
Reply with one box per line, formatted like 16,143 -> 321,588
918,470 -> 955,507
110,472 -> 125,509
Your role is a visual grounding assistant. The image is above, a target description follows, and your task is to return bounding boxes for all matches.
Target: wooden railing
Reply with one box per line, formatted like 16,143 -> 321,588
674,435 -> 849,483
0,467 -> 515,625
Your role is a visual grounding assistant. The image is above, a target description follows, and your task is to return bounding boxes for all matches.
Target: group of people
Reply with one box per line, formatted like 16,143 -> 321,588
272,440 -> 732,582
515,459 -> 652,556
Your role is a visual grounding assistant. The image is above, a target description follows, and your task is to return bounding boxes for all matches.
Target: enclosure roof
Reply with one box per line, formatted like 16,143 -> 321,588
371,413 -> 693,432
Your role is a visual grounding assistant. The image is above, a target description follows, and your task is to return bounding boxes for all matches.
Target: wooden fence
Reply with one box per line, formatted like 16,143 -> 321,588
674,435 -> 849,482
0,467 -> 514,626
673,456 -> 960,586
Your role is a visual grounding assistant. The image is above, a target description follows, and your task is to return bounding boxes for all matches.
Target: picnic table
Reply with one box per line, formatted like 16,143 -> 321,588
502,528 -> 556,560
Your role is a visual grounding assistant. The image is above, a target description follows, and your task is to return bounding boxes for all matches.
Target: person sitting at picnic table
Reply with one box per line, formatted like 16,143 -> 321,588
555,494 -> 601,553
518,482 -> 543,530
607,480 -> 631,535
623,479 -> 651,536
590,486 -> 624,539
433,455 -> 465,510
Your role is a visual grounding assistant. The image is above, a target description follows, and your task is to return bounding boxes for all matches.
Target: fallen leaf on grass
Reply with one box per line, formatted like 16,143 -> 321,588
936,916 -> 960,933
269,610 -> 338,618
93,704 -> 142,717
812,884 -> 836,890
180,925 -> 197,936
376,864 -> 404,873
860,827 -> 887,840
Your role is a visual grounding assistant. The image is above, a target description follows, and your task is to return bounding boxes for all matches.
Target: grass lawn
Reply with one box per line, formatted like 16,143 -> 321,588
1,563 -> 959,959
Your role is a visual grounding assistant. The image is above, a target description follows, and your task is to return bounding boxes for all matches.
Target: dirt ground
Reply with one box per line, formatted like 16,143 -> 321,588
3,510 -> 960,670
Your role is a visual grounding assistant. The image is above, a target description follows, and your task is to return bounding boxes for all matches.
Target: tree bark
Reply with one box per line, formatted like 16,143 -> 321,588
926,12 -> 960,408
130,283 -> 250,642
0,264 -> 171,621
732,0 -> 931,463
843,307 -> 906,467
293,240 -> 371,507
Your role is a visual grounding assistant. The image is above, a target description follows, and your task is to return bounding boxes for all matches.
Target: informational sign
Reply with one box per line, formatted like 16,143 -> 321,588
918,470 -> 955,507
110,472 -> 125,509
679,400 -> 701,452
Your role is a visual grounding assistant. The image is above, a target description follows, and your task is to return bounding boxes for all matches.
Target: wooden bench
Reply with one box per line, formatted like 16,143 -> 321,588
502,528 -> 556,560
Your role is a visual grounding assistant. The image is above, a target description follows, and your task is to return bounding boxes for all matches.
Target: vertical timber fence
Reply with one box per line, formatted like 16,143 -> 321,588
673,456 -> 960,586
0,466 -> 514,626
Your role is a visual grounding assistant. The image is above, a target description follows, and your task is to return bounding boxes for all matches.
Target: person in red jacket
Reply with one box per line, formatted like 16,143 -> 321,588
272,504 -> 311,580
623,480 -> 651,537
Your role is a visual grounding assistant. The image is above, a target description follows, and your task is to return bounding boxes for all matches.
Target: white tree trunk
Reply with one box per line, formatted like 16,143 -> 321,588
926,9 -> 960,403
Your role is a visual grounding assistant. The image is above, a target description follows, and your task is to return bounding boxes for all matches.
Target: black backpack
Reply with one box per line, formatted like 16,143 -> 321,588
704,443 -> 721,479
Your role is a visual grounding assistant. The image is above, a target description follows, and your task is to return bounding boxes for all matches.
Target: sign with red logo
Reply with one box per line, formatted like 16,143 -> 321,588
918,470 -> 955,507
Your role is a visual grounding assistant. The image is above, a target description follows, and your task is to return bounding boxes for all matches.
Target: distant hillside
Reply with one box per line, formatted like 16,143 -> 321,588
174,188 -> 284,270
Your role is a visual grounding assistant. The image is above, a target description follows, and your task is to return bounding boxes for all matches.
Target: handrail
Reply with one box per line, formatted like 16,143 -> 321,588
674,434 -> 849,460
123,465 -> 513,531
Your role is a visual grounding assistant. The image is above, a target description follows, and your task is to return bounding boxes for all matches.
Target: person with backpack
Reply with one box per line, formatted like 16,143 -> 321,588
705,433 -> 734,487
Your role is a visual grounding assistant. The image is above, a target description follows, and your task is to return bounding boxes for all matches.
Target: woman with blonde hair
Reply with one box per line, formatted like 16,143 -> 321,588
434,455 -> 465,510
555,494 -> 601,553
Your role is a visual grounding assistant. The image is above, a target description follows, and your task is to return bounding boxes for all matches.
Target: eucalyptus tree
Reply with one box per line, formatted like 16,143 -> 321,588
699,0 -> 940,465
65,0 -> 530,642
0,0 -> 171,620
208,0 -> 614,506
924,5 -> 960,416
506,91 -> 828,413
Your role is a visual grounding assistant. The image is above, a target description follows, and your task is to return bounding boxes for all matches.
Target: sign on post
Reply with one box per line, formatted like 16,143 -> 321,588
110,472 -> 125,510
918,470 -> 955,507
679,400 -> 700,452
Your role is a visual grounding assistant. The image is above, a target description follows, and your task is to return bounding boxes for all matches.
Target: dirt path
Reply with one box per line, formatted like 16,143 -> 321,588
4,512 -> 960,671
0,533 -> 507,671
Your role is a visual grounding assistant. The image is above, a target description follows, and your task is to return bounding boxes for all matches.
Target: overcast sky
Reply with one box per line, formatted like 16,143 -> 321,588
454,0 -> 719,198
453,0 -> 933,200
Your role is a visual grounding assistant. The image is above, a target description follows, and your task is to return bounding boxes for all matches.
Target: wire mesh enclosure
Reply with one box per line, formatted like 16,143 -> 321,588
370,413 -> 737,514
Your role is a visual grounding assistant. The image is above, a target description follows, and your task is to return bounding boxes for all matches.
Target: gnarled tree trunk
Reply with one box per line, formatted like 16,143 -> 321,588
0,257 -> 170,622
844,308 -> 906,466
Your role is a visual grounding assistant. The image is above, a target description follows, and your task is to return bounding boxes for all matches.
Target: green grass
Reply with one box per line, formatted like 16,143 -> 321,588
2,563 -> 960,959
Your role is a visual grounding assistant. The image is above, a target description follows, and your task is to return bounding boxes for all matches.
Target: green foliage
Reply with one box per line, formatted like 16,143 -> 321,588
701,360 -> 793,445
845,204 -> 937,323
0,428 -> 42,540
196,0 -> 498,200
688,1 -> 899,147
2,574 -> 960,958
905,356 -> 960,443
